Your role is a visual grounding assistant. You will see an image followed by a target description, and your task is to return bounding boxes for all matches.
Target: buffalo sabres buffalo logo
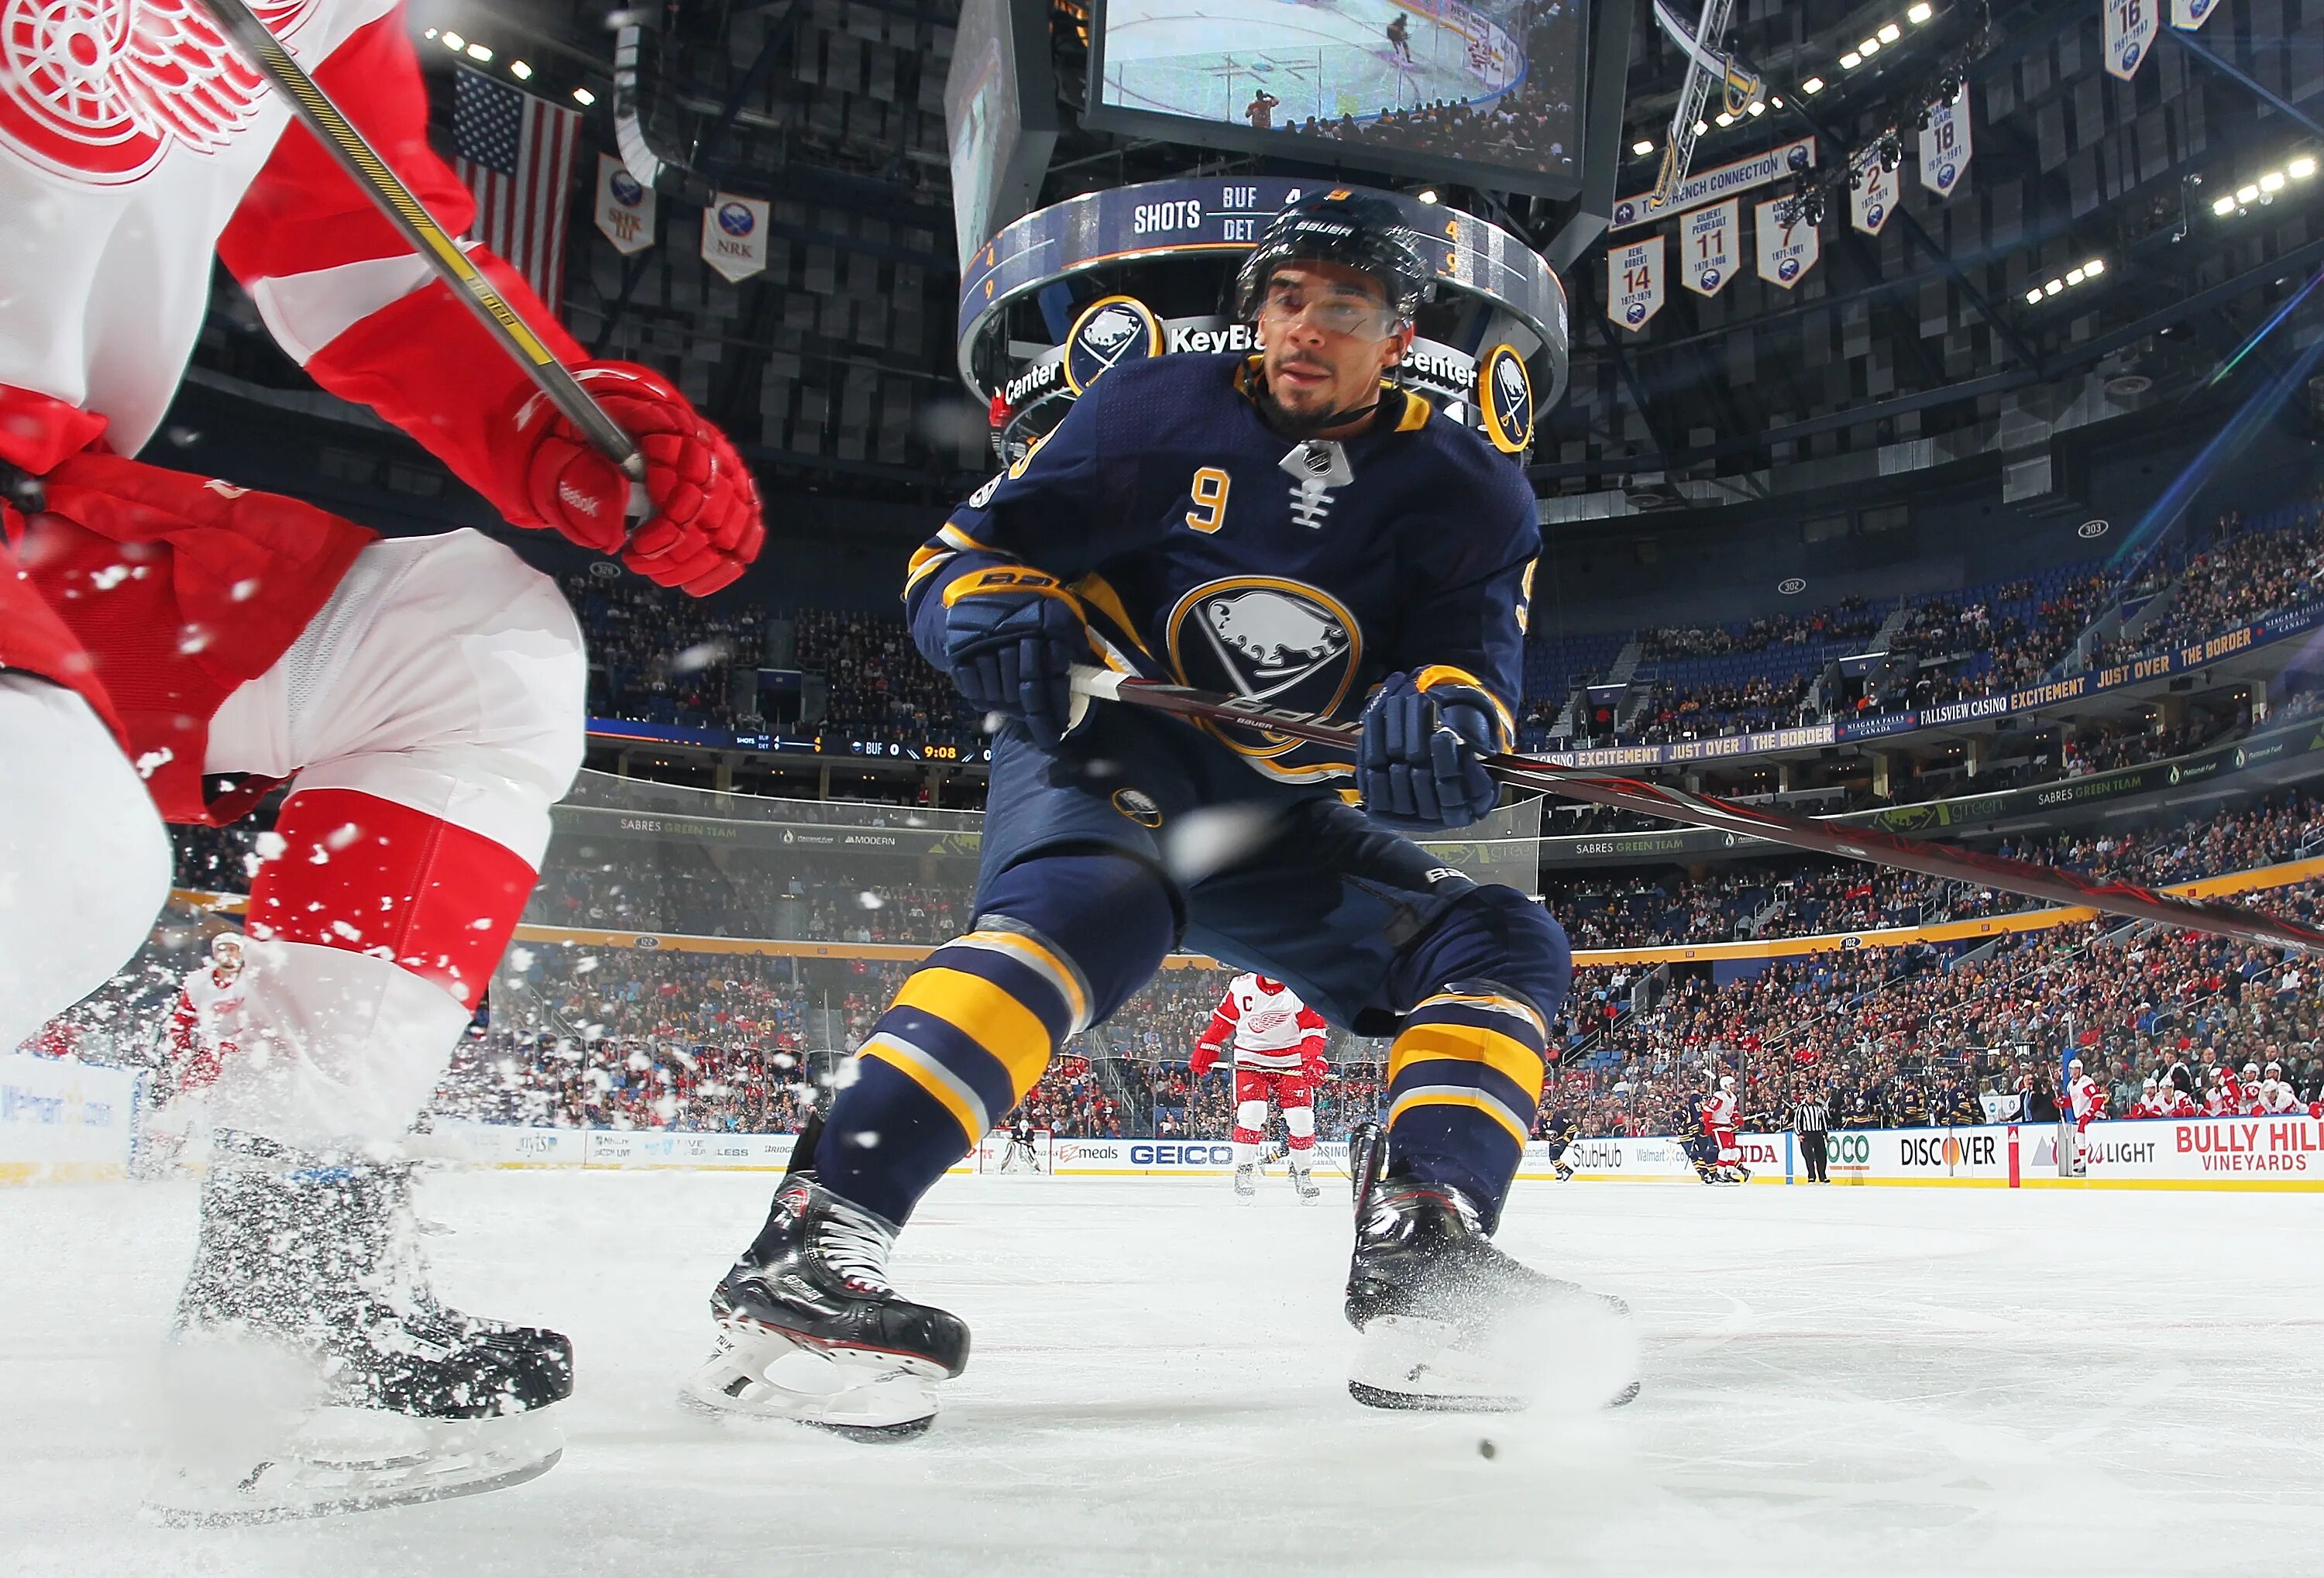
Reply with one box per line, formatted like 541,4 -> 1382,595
1064,295 -> 1161,394
1477,345 -> 1534,456
1111,787 -> 1166,828
1167,577 -> 1363,758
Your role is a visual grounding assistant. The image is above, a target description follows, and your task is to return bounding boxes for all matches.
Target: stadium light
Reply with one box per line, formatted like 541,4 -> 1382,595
511,60 -> 533,81
2085,257 -> 2105,276
2024,288 -> 2043,304
1415,189 -> 1440,204
2260,170 -> 2288,192
1714,111 -> 1734,127
2066,267 -> 2085,284
2293,156 -> 2319,179
572,87 -> 596,105
1878,22 -> 1903,42
1632,139 -> 1655,156
1693,119 -> 1709,136
1770,95 -> 1786,108
1839,52 -> 1862,69
1746,100 -> 1766,115
1860,36 -> 1881,56
442,30 -> 464,50
1801,76 -> 1826,93
2237,184 -> 2260,203
423,26 -> 438,39
466,43 -> 492,61
2213,194 -> 2240,215
1908,2 -> 1934,20
2044,278 -> 2064,295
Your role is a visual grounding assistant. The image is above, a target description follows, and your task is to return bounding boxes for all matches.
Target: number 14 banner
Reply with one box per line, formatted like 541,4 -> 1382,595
1681,200 -> 1740,297
1609,234 -> 1666,332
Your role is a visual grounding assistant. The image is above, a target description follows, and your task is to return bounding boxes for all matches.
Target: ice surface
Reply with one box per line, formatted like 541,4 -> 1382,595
5,1173 -> 2322,1576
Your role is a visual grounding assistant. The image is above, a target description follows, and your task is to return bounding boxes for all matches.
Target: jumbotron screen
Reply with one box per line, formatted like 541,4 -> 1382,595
1085,0 -> 1587,195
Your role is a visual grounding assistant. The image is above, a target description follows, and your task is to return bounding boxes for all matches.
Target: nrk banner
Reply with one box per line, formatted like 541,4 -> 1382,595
2171,0 -> 2219,26
1918,86 -> 1972,198
1680,199 -> 1740,297
2105,0 -> 2157,79
1608,234 -> 1665,332
1754,198 -> 1820,290
593,153 -> 656,255
701,191 -> 772,282
1851,157 -> 1899,235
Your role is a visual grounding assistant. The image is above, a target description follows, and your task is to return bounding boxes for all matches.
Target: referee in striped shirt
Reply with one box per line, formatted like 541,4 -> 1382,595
1793,1085 -> 1832,1184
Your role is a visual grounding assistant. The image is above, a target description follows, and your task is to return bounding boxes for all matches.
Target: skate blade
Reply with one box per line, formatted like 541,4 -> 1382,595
1349,1310 -> 1642,1415
143,1407 -> 564,1526
681,1324 -> 938,1440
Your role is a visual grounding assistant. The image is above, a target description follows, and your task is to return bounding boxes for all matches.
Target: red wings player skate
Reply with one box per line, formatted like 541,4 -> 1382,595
0,0 -> 763,1522
1194,973 -> 1329,1201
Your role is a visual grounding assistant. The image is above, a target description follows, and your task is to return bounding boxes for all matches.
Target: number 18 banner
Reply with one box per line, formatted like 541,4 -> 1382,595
1919,85 -> 1972,199
1680,200 -> 1740,297
1609,234 -> 1666,332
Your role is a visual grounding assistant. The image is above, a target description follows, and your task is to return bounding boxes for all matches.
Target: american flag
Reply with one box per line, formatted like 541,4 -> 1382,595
450,66 -> 583,315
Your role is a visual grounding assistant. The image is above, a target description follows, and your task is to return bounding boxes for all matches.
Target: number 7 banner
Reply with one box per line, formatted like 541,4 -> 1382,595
1680,200 -> 1740,297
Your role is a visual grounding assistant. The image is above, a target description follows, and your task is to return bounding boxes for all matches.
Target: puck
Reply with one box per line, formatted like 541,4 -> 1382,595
1477,1439 -> 1497,1459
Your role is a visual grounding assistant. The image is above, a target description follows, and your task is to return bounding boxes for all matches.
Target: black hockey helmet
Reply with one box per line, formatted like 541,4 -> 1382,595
1233,190 -> 1433,326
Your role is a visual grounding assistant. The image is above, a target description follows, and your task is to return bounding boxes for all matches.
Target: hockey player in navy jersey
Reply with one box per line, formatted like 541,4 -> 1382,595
685,192 -> 1633,1435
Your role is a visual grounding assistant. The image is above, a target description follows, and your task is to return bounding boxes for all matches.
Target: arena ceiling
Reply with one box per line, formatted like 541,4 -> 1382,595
193,1 -> 2324,517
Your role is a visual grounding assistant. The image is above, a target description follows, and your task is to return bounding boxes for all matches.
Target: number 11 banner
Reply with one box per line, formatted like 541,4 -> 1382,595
1680,199 -> 1740,297
1609,234 -> 1666,332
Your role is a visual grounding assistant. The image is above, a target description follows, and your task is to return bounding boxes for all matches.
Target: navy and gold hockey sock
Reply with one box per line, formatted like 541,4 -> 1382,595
813,920 -> 1092,1225
1381,987 -> 1549,1230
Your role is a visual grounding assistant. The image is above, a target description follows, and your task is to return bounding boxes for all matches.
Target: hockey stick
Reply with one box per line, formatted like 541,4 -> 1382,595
1066,666 -> 2324,955
193,0 -> 648,493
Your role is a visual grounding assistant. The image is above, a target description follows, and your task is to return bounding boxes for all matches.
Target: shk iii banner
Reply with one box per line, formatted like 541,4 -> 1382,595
1680,200 -> 1740,297
1609,234 -> 1665,332
1918,85 -> 1972,198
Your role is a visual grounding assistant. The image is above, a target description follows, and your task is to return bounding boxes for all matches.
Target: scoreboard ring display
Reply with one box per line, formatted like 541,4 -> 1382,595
957,176 -> 1567,459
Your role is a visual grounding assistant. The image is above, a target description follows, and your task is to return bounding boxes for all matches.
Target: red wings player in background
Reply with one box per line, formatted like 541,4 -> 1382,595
165,932 -> 249,1102
0,0 -> 762,1521
1195,973 -> 1329,1201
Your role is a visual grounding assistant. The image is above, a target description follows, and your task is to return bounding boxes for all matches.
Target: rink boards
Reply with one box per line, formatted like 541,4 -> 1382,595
407,1116 -> 2324,1191
0,1054 -> 142,1184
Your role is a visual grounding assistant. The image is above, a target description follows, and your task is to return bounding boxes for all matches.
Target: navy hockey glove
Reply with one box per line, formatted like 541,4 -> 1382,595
1356,672 -> 1501,831
940,566 -> 1092,748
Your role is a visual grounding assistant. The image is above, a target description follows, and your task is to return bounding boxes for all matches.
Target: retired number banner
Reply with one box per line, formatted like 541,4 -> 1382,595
1609,235 -> 1665,332
1851,157 -> 1898,235
593,153 -> 657,254
1681,199 -> 1740,297
2106,0 -> 2157,79
1755,198 -> 1819,290
1918,86 -> 1972,198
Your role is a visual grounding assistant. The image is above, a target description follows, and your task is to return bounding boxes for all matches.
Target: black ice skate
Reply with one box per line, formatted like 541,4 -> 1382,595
146,1132 -> 572,1525
684,1116 -> 968,1441
1342,1122 -> 1638,1413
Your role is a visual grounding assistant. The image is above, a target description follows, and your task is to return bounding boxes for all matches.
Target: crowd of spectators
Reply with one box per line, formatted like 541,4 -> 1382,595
1638,599 -> 1879,662
790,606 -> 980,751
1289,2 -> 1581,172
2118,506 -> 2324,660
570,575 -> 766,731
1627,672 -> 1817,742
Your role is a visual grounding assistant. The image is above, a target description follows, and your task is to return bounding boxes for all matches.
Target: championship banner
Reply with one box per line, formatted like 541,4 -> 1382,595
1608,235 -> 1665,332
2105,0 -> 2157,79
1680,199 -> 1740,297
1918,86 -> 1972,198
1851,157 -> 1898,235
701,191 -> 772,283
2171,0 -> 2220,26
593,153 -> 657,255
1754,198 -> 1819,289
1610,137 -> 1817,232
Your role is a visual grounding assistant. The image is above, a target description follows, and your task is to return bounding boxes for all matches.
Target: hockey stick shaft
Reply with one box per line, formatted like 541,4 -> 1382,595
1067,667 -> 2324,955
194,0 -> 647,490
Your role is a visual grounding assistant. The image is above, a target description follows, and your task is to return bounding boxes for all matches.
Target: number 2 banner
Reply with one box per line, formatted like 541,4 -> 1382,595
1680,199 -> 1740,298
1609,234 -> 1666,332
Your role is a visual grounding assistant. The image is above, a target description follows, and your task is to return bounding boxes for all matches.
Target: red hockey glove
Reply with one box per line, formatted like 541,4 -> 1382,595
507,363 -> 765,596
1191,1043 -> 1222,1078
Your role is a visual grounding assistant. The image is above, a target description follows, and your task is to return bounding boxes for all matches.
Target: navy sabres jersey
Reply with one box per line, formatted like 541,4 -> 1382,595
905,352 -> 1541,786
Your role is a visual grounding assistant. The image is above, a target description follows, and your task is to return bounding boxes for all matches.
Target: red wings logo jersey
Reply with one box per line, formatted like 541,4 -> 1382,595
1702,1092 -> 1735,1132
1203,973 -> 1325,1072
0,0 -> 397,450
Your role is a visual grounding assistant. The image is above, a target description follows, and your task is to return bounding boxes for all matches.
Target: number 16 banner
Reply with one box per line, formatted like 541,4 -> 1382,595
1609,234 -> 1666,332
2106,0 -> 2157,79
1680,199 -> 1739,297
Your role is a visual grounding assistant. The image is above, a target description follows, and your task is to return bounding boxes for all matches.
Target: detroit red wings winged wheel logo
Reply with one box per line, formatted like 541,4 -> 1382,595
0,0 -> 318,183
